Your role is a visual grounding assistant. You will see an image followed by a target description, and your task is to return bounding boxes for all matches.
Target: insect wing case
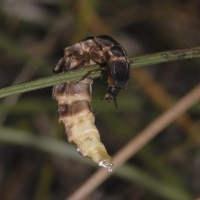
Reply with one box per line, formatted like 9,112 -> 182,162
109,60 -> 130,89
53,79 -> 113,172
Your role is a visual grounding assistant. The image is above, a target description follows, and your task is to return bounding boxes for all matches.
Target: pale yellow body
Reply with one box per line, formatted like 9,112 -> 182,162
53,78 -> 113,171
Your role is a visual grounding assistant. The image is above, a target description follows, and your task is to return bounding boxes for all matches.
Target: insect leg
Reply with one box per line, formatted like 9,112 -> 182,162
79,67 -> 101,81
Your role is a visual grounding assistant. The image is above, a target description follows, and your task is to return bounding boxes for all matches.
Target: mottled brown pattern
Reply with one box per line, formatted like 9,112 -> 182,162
52,83 -> 67,97
53,35 -> 130,110
57,100 -> 92,117
57,104 -> 70,117
71,100 -> 93,115
53,80 -> 92,100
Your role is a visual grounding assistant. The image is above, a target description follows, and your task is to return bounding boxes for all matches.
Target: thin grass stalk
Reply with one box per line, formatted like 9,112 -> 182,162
0,46 -> 200,99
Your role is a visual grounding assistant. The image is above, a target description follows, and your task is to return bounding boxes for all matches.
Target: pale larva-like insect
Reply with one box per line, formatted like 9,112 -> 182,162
53,35 -> 130,171
52,79 -> 113,171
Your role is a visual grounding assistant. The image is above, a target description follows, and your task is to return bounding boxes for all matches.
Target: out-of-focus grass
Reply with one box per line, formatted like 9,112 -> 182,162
0,126 -> 192,200
0,33 -> 51,76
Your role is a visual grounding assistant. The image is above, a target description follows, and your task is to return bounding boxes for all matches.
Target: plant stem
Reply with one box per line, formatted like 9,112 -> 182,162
0,46 -> 200,99
130,46 -> 200,67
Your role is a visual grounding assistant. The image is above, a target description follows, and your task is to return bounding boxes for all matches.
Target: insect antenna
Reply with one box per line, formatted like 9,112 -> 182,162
95,98 -> 119,116
113,98 -> 119,115
95,99 -> 111,116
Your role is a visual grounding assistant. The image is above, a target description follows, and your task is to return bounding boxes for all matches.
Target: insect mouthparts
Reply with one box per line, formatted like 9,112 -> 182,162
95,90 -> 119,116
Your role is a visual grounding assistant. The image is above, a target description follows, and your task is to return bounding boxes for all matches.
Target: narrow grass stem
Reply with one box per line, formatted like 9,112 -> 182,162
0,46 -> 200,99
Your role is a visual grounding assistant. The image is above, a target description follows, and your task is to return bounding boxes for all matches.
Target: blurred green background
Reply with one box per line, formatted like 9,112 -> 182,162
0,0 -> 200,200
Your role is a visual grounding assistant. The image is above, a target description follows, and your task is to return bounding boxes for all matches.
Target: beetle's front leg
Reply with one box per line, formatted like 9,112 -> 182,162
79,67 -> 102,81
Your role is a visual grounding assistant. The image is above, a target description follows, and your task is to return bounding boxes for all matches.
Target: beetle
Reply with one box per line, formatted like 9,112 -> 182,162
53,35 -> 130,113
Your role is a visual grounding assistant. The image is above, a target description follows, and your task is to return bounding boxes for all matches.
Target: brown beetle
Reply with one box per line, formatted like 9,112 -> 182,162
54,35 -> 130,113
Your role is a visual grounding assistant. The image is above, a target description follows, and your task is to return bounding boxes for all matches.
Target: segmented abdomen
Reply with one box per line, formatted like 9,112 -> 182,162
53,78 -> 113,171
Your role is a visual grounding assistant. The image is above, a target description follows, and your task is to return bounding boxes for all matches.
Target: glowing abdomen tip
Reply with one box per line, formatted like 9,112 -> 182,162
99,160 -> 114,172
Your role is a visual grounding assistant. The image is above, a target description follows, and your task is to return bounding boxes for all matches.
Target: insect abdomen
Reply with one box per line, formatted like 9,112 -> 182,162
53,78 -> 113,171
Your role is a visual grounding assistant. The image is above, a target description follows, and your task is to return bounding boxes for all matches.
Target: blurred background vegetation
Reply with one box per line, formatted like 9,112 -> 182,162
0,0 -> 200,200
